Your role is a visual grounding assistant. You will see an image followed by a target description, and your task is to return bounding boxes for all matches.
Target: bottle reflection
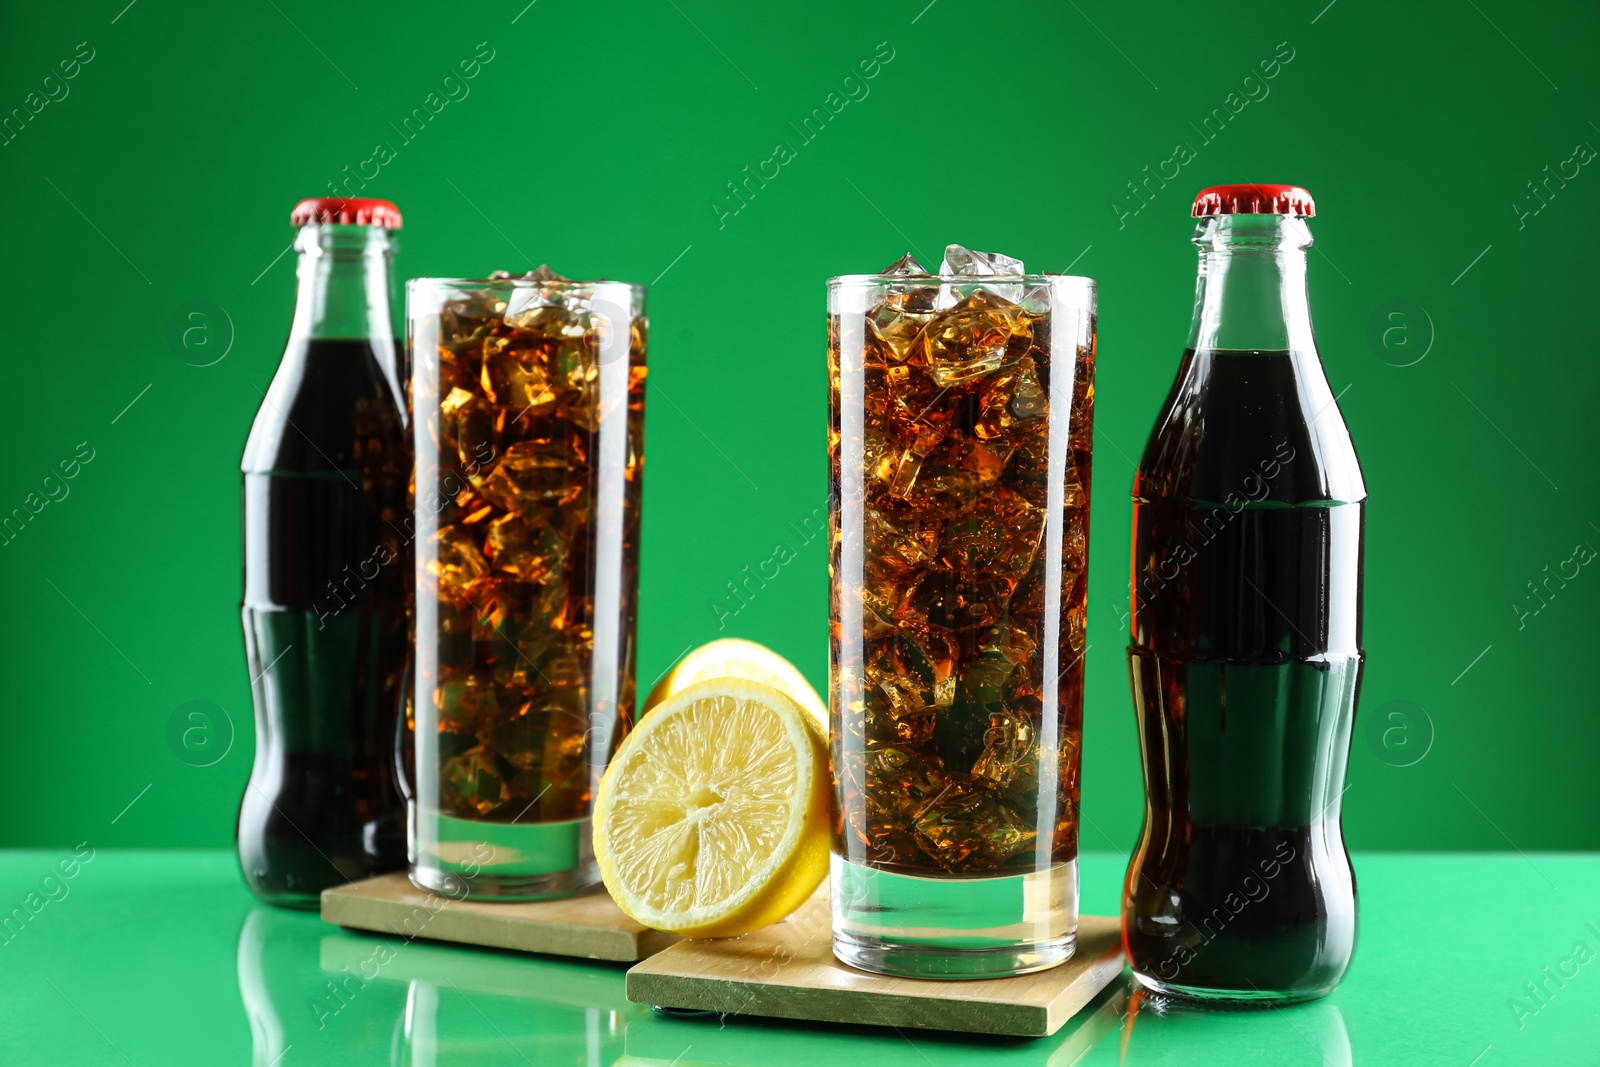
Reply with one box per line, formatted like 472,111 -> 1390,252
237,909 -> 298,1067
1119,987 -> 1353,1066
236,907 -> 415,1064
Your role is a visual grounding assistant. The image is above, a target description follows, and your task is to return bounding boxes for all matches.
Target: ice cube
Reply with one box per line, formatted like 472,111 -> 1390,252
940,244 -> 1025,277
866,676 -> 937,746
970,710 -> 1035,789
866,303 -> 935,363
899,569 -> 1008,632
865,502 -> 942,567
440,746 -> 510,816
873,630 -> 956,708
938,487 -> 1044,581
479,438 -> 578,509
904,436 -> 1014,512
485,706 -> 547,773
505,293 -> 588,337
887,424 -> 946,501
490,265 -> 570,283
972,367 -> 1018,441
434,676 -> 501,733
880,253 -> 931,277
427,525 -> 489,597
441,386 -> 500,472
881,364 -> 947,429
1002,417 -> 1055,507
480,335 -> 557,413
1067,603 -> 1086,653
1066,512 -> 1087,570
917,289 -> 1032,387
549,340 -> 602,430
859,553 -> 913,635
912,785 -> 1033,869
484,510 -> 565,581
953,648 -> 1018,709
527,701 -> 591,820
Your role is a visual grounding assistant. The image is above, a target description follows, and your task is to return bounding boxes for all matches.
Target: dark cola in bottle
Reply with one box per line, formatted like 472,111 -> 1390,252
238,198 -> 411,907
1123,184 -> 1365,1002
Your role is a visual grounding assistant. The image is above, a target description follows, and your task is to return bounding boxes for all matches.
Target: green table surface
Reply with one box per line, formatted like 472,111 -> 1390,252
1,850 -> 1595,1066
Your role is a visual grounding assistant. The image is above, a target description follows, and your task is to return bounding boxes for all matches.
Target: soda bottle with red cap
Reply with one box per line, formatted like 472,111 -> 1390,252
237,197 -> 411,906
1123,184 -> 1365,1001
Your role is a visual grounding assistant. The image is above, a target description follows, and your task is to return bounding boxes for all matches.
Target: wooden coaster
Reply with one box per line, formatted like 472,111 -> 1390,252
320,872 -> 678,963
625,895 -> 1125,1038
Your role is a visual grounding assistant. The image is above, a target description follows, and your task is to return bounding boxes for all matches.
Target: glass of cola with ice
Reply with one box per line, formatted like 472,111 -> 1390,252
828,247 -> 1096,977
407,268 -> 647,900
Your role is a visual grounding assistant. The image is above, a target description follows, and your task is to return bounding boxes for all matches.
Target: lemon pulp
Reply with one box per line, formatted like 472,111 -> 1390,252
595,679 -> 829,937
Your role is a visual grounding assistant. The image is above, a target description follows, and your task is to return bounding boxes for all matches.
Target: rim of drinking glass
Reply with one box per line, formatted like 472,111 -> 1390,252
407,276 -> 647,295
827,273 -> 1096,288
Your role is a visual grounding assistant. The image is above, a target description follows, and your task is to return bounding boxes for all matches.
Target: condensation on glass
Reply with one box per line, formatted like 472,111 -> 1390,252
406,276 -> 646,900
828,272 -> 1096,977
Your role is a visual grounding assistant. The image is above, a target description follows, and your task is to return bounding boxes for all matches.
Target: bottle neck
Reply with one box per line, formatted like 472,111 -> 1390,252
1186,214 -> 1316,354
288,224 -> 397,341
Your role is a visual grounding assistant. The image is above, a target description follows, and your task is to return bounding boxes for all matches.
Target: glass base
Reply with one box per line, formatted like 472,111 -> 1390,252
409,858 -> 600,902
409,804 -> 598,902
1131,970 -> 1334,1006
830,855 -> 1078,979
833,928 -> 1075,978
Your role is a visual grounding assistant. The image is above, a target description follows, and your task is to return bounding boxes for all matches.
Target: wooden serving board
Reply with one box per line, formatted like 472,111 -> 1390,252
320,872 -> 678,963
625,895 -> 1125,1038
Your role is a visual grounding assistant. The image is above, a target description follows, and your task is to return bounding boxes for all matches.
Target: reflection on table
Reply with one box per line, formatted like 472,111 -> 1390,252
1117,988 -> 1352,1066
619,981 -> 1132,1067
238,906 -> 1352,1067
236,905 -> 645,1066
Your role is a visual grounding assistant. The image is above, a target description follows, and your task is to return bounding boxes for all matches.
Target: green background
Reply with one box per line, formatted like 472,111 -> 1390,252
1,0 -> 1596,856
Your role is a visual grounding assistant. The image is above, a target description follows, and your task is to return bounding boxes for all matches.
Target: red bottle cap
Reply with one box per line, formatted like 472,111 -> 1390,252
1191,184 -> 1314,218
290,197 -> 403,228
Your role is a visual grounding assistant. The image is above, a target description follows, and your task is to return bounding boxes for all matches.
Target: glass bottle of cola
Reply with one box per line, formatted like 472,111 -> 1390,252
1123,184 -> 1365,1002
238,197 -> 411,907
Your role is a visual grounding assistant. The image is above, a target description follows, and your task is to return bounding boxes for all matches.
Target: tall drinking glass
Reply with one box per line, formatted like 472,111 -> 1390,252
828,271 -> 1096,977
407,276 -> 646,900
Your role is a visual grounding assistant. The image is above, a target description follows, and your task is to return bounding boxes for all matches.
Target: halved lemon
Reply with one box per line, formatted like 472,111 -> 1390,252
594,678 -> 830,937
646,637 -> 828,732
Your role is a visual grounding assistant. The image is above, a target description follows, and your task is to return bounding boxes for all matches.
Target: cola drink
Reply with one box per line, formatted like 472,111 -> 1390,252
828,249 -> 1097,978
1123,185 -> 1365,1002
238,197 -> 411,907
